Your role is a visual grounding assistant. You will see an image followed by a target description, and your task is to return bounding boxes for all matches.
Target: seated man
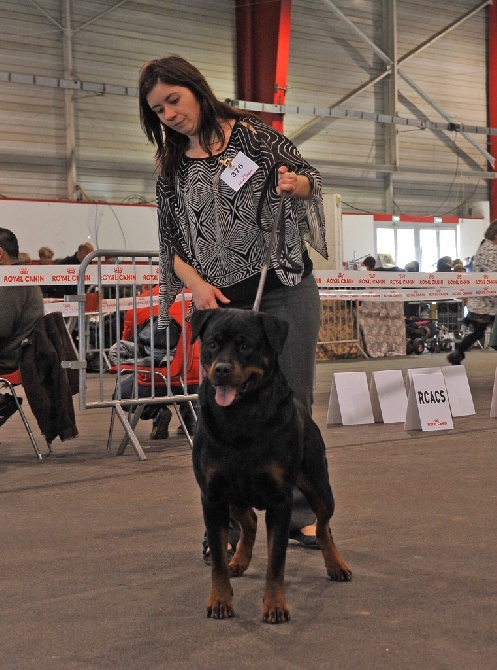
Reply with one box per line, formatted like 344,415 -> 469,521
361,255 -> 377,270
46,242 -> 95,299
0,228 -> 44,425
38,246 -> 55,265
110,285 -> 198,440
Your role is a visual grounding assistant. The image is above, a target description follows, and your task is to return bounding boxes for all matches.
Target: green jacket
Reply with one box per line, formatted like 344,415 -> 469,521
0,285 -> 44,373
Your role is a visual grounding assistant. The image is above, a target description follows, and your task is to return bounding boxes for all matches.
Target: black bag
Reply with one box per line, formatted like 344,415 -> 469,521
136,315 -> 181,354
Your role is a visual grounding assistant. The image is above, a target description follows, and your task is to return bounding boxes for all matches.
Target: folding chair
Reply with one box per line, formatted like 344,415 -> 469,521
107,320 -> 199,453
0,369 -> 43,460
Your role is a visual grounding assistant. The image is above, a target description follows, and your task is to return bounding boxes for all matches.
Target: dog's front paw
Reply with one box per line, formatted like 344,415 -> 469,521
228,562 -> 245,578
207,590 -> 234,619
228,553 -> 250,578
327,563 -> 353,582
262,597 -> 290,624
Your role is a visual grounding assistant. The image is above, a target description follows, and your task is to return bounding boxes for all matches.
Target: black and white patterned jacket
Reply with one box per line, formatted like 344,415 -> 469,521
155,117 -> 327,326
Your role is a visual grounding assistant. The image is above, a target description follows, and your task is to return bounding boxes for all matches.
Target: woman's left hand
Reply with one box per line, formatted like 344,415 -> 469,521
276,165 -> 298,196
276,166 -> 311,198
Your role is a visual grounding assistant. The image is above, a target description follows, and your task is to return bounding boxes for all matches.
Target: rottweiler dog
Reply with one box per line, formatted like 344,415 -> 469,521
190,307 -> 351,623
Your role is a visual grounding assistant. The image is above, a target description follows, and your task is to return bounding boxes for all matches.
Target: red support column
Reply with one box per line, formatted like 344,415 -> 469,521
489,1 -> 497,222
235,0 -> 292,132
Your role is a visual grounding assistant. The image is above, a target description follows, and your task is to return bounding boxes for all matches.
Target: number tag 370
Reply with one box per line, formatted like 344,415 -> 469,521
219,151 -> 259,192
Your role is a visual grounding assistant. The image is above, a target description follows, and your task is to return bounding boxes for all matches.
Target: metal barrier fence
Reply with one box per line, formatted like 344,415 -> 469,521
316,289 -> 464,360
62,250 -> 199,461
54,256 -> 476,457
317,295 -> 368,360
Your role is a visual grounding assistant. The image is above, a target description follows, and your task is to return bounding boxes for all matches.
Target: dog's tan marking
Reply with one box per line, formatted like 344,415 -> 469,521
263,526 -> 289,623
227,506 -> 257,577
295,472 -> 352,582
264,461 -> 286,486
207,525 -> 234,619
203,460 -> 221,487
206,360 -> 266,392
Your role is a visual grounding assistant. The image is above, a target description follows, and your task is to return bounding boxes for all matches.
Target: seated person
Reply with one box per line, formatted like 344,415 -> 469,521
109,285 -> 198,440
46,242 -> 95,299
0,228 -> 44,425
436,256 -> 453,272
39,246 -> 55,265
18,252 -> 31,264
405,260 -> 419,272
361,255 -> 377,270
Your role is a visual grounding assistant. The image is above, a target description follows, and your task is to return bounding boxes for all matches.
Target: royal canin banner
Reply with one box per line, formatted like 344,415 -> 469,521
314,270 -> 497,301
2,266 -> 497,302
0,264 -> 159,286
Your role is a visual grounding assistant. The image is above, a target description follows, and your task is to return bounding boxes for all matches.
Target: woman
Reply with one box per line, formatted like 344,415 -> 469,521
448,219 -> 497,365
138,55 -> 328,555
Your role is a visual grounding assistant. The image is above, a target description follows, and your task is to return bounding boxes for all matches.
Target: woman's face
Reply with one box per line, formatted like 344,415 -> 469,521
146,82 -> 201,138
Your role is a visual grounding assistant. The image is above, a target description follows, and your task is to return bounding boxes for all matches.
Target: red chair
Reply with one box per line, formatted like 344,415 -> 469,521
0,369 -> 43,460
107,320 -> 199,452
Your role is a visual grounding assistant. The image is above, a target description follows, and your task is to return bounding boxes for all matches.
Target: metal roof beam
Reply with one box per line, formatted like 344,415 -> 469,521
2,71 -> 496,137
294,0 -> 494,166
311,159 -> 497,179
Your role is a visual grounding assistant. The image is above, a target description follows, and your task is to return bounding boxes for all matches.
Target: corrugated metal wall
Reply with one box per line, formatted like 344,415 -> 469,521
0,0 -> 237,202
395,0 -> 488,214
285,0 -> 489,214
0,0 -> 491,216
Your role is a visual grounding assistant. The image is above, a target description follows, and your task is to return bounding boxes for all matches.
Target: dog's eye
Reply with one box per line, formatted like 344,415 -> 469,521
206,341 -> 218,351
239,342 -> 252,353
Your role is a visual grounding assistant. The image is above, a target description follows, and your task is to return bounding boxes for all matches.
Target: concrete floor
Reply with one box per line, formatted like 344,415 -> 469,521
1,350 -> 496,670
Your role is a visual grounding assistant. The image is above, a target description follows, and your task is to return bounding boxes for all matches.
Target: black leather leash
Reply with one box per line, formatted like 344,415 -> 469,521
252,161 -> 301,312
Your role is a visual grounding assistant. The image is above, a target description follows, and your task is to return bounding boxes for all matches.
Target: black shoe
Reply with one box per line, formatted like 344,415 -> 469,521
202,543 -> 237,566
0,395 -> 22,427
150,407 -> 172,440
447,350 -> 464,365
288,529 -> 320,549
202,520 -> 241,566
176,423 -> 196,436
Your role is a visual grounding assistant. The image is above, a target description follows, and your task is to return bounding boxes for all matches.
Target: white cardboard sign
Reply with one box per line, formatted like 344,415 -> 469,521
406,366 -> 442,390
370,370 -> 408,423
405,372 -> 453,432
408,366 -> 475,417
327,372 -> 374,426
441,365 -> 475,417
490,367 -> 497,417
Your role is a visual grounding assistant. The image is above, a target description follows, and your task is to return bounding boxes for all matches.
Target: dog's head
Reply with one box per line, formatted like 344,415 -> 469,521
191,308 -> 289,407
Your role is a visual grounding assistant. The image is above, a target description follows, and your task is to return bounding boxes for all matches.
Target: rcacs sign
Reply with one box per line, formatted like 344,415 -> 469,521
405,372 -> 453,432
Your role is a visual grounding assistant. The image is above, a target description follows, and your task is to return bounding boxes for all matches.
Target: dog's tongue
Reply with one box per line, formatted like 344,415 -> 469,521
215,385 -> 237,407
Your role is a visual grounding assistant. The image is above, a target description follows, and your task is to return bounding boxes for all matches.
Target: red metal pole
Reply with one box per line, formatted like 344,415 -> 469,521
489,1 -> 497,222
272,0 -> 292,133
235,0 -> 292,132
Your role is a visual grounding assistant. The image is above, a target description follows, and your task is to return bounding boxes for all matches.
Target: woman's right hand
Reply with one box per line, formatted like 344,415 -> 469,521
190,278 -> 230,310
174,254 -> 230,309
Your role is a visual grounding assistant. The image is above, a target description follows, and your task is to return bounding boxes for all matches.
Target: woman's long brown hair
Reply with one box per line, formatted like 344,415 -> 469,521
138,55 -> 251,183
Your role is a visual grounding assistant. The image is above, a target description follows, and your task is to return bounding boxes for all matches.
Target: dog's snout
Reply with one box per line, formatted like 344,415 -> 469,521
214,361 -> 233,381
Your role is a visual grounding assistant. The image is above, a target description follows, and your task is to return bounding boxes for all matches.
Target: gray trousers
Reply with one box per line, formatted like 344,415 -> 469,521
258,273 -> 321,412
256,273 -> 321,531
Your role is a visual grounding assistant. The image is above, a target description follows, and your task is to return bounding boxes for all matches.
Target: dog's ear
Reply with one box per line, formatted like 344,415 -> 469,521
258,312 -> 289,354
190,308 -> 218,343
